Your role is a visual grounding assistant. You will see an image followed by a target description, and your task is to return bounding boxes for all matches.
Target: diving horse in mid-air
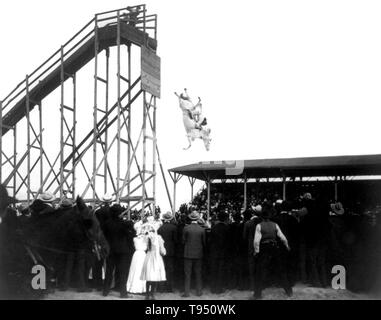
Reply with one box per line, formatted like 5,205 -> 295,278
175,88 -> 211,151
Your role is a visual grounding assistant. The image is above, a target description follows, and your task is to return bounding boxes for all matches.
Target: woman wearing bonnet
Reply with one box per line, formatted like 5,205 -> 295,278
126,221 -> 148,294
140,220 -> 166,300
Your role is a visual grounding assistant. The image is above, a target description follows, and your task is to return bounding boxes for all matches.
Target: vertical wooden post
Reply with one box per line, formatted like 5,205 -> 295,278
282,176 -> 287,201
243,173 -> 247,210
72,74 -> 77,199
104,49 -> 110,195
189,177 -> 196,201
152,98 -> 157,214
116,11 -> 121,204
172,172 -> 177,215
127,44 -> 131,209
207,176 -> 211,221
26,75 -> 31,205
38,102 -> 43,188
59,47 -> 65,199
334,176 -> 338,201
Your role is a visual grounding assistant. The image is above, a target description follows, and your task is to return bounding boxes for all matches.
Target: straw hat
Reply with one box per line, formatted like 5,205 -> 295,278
303,193 -> 312,200
60,199 -> 74,208
38,192 -> 56,203
162,211 -> 173,222
101,193 -> 114,203
252,205 -> 262,214
188,210 -> 200,221
330,202 -> 345,215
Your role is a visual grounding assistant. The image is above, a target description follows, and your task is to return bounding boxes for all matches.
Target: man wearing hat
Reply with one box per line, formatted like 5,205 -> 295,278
0,184 -> 16,298
242,205 -> 262,291
182,210 -> 206,297
30,191 -> 56,216
158,211 -> 177,292
209,210 -> 230,294
253,205 -> 292,299
55,198 -> 76,290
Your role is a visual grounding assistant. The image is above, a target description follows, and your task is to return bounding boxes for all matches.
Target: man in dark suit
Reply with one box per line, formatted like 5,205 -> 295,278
209,211 -> 230,293
158,211 -> 177,292
182,210 -> 206,297
102,204 -> 135,298
243,205 -> 262,291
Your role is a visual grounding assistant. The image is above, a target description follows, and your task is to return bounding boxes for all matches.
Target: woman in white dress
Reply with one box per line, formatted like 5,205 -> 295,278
126,223 -> 148,294
140,223 -> 166,300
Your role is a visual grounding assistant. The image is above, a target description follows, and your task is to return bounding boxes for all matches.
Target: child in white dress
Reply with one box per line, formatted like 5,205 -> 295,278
140,224 -> 166,300
126,223 -> 148,294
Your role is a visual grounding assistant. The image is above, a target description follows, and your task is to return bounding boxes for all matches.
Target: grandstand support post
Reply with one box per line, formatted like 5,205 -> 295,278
334,176 -> 338,201
170,172 -> 183,214
207,176 -> 211,221
172,172 -> 177,215
188,177 -> 196,201
243,173 -> 247,211
282,176 -> 287,201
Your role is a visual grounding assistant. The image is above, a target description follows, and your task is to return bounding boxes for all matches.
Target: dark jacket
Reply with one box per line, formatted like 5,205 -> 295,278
183,222 -> 206,259
243,216 -> 262,256
95,205 -> 111,231
103,217 -> 135,255
158,222 -> 177,257
229,221 -> 246,257
209,221 -> 230,259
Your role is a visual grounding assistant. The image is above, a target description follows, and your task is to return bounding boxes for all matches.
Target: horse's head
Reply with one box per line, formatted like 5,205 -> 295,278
75,196 -> 101,242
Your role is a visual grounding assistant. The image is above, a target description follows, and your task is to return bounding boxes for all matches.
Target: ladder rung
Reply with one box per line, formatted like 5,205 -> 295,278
145,135 -> 155,141
64,142 -> 74,147
63,169 -> 71,173
63,105 -> 74,112
31,145 -> 40,150
96,108 -> 106,113
96,140 -> 105,145
65,72 -> 74,78
96,174 -> 105,178
120,138 -> 129,145
144,170 -> 154,176
119,74 -> 129,83
96,76 -> 107,84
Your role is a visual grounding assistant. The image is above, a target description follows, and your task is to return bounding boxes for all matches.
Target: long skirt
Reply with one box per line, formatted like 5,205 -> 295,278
126,250 -> 147,293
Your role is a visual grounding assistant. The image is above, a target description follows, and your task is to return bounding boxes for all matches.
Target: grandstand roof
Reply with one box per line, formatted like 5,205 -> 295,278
169,154 -> 381,181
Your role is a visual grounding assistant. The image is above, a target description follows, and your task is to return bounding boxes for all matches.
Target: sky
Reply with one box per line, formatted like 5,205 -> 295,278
1,0 -> 381,211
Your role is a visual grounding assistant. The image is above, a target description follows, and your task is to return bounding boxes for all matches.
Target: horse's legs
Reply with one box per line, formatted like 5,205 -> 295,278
183,136 -> 192,150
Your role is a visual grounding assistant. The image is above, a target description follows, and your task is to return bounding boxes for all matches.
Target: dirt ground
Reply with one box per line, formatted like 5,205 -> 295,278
45,283 -> 380,300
